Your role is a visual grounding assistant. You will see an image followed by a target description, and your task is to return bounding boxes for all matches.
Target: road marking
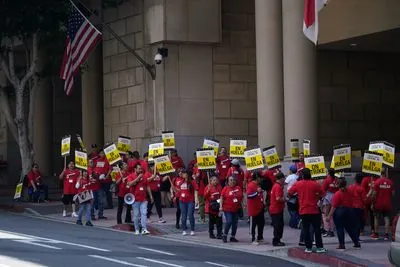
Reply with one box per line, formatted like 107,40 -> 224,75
136,257 -> 184,267
88,255 -> 147,267
0,264 -> 10,267
24,208 -> 41,216
0,230 -> 110,252
205,261 -> 230,267
137,246 -> 175,256
14,240 -> 62,250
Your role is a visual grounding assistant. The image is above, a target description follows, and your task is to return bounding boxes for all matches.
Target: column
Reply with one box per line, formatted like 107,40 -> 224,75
82,44 -> 104,148
282,0 -> 318,155
255,0 -> 284,154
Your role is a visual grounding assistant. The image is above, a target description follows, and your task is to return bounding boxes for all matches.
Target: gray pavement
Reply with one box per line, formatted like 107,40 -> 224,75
0,211 -> 303,267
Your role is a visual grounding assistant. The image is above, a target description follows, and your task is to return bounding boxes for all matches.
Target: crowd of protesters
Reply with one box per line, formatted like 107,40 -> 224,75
26,146 -> 395,252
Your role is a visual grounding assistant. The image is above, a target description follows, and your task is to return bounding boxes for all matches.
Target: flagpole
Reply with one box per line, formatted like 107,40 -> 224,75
70,0 -> 156,80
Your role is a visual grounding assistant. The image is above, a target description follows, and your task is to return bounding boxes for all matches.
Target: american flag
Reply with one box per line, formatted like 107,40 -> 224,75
60,3 -> 102,96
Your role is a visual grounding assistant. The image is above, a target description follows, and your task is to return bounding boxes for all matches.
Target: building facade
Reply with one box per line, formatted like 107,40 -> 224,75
1,0 -> 400,183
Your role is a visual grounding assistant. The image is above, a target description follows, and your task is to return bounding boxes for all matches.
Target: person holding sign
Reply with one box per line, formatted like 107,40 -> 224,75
288,168 -> 327,253
204,175 -> 223,239
216,147 -> 231,187
295,153 -> 305,175
347,173 -> 366,243
361,174 -> 378,236
59,161 -> 80,217
27,164 -> 49,202
247,172 -> 265,245
146,162 -> 168,223
321,168 -> 338,237
193,165 -> 208,223
88,159 -> 102,221
95,151 -> 113,211
170,149 -> 185,170
127,163 -> 153,235
269,172 -> 286,247
115,162 -> 132,224
220,176 -> 243,243
75,170 -> 94,227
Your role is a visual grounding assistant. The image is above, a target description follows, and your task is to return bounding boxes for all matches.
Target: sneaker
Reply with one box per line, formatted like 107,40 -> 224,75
182,231 -> 187,236
134,230 -> 140,235
62,210 -> 67,217
85,221 -> 93,227
328,231 -> 335,237
336,245 -> 346,250
257,238 -> 264,243
322,232 -> 329,237
175,224 -> 180,230
298,242 -> 306,246
217,234 -> 223,240
230,237 -> 238,242
142,229 -> 150,235
304,248 -> 312,253
71,212 -> 78,218
252,241 -> 259,246
91,216 -> 96,221
273,242 -> 285,247
98,216 -> 107,220
316,248 -> 328,253
209,233 -> 216,239
353,244 -> 361,249
158,218 -> 166,223
190,231 -> 195,236
76,220 -> 83,225
370,233 -> 379,240
384,234 -> 390,241
321,229 -> 327,235
222,235 -> 227,243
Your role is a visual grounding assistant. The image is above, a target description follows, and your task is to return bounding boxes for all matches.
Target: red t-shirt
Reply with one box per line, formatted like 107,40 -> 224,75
62,169 -> 80,195
77,177 -> 91,193
204,184 -> 222,215
226,167 -> 244,189
245,171 -> 253,184
217,156 -> 231,182
27,171 -> 42,187
331,189 -> 354,208
288,180 -> 325,215
361,176 -> 376,206
146,172 -> 162,192
261,169 -> 279,187
171,156 -> 184,170
116,171 -> 130,197
269,183 -> 285,214
88,168 -> 100,191
247,181 -> 264,216
127,173 -> 148,202
296,162 -> 305,174
322,175 -> 338,194
94,158 -> 111,183
127,159 -> 148,173
177,180 -> 198,203
193,166 -> 207,196
221,185 -> 243,212
188,160 -> 196,173
374,177 -> 394,212
348,184 -> 365,209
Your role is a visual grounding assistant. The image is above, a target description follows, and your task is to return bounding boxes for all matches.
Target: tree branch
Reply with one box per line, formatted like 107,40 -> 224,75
8,45 -> 19,85
0,55 -> 18,89
20,32 -> 39,91
0,86 -> 18,144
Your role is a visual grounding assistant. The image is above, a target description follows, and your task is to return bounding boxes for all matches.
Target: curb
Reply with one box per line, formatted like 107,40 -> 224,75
111,223 -> 167,236
0,203 -> 25,213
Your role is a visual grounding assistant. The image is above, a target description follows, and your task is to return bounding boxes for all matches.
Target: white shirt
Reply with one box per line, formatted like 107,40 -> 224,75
285,173 -> 299,191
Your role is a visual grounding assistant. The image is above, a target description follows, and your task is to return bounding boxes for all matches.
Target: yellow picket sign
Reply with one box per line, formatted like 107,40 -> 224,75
362,151 -> 383,176
149,143 -> 164,161
196,149 -> 217,170
111,166 -> 120,182
303,140 -> 311,156
104,143 -> 122,165
290,139 -> 300,160
117,136 -> 131,154
154,155 -> 175,175
333,144 -> 351,171
304,155 -> 326,179
203,138 -> 219,157
229,139 -> 247,158
369,141 -> 395,167
76,134 -> 87,152
162,131 -> 175,149
244,148 -> 264,171
262,146 -> 281,169
61,136 -> 71,157
75,150 -> 88,170
14,183 -> 23,199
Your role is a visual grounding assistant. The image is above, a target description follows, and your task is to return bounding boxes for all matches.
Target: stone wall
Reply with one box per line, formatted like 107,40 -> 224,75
103,0 -> 145,152
212,0 -> 257,148
317,50 -> 400,154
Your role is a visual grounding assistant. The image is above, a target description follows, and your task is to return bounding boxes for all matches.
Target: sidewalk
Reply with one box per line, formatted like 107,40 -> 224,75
2,198 -> 393,267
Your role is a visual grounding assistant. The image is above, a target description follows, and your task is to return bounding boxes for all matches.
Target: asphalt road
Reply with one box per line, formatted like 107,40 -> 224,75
0,212 -> 303,267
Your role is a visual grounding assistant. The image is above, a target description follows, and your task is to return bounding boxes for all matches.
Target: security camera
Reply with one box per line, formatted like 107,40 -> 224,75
154,53 -> 163,65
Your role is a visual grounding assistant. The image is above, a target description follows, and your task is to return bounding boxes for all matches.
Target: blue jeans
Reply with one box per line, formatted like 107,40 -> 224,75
78,202 -> 91,222
91,190 -> 104,217
179,201 -> 195,231
289,209 -> 300,229
101,182 -> 113,208
133,201 -> 148,231
333,207 -> 359,246
224,212 -> 238,237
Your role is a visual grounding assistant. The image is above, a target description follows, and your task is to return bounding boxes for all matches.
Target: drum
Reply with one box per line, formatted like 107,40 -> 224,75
74,190 -> 94,204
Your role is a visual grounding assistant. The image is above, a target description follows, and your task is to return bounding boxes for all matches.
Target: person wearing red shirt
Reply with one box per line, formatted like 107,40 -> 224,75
321,169 -> 338,237
59,161 -> 80,217
95,151 -> 113,211
75,170 -> 93,226
216,147 -> 231,187
371,169 -> 395,240
204,175 -> 223,239
269,172 -> 285,246
327,178 -> 361,250
88,159 -> 102,221
172,171 -> 185,229
361,175 -> 377,235
193,165 -> 207,222
288,168 -> 327,253
127,151 -> 147,173
295,152 -> 305,175
188,152 -> 197,174
348,173 -> 366,242
115,162 -> 132,224
27,163 -> 49,201
247,172 -> 265,245
226,159 -> 245,219
146,163 -> 168,223
127,163 -> 154,235
220,176 -> 243,243
89,144 -> 99,160
170,149 -> 185,170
